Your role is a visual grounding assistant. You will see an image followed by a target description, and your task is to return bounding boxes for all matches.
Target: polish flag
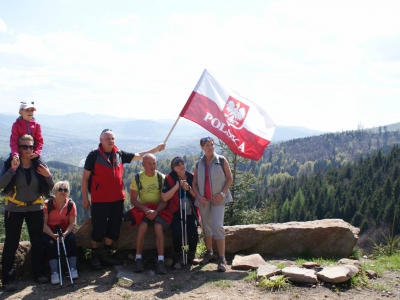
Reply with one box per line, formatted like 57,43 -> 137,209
180,69 -> 275,161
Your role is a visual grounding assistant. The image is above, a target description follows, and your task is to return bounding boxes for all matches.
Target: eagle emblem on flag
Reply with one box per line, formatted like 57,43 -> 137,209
223,96 -> 249,129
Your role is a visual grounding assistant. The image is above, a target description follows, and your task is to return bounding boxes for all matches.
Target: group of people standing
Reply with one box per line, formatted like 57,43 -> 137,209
0,102 -> 233,293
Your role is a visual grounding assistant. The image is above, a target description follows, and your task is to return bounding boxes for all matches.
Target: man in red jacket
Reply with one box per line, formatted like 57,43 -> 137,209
81,129 -> 165,269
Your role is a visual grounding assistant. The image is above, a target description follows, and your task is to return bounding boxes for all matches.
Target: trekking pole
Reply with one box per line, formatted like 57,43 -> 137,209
56,226 -> 74,287
56,231 -> 63,287
183,189 -> 188,265
179,186 -> 185,265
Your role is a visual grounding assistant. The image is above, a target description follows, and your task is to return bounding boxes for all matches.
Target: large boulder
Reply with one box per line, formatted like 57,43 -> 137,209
76,218 -> 358,258
223,219 -> 359,257
0,242 -> 32,279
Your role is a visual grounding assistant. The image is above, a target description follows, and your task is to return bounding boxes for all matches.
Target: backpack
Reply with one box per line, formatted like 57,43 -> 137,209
88,149 -> 122,194
196,155 -> 225,175
47,199 -> 74,216
135,171 -> 163,192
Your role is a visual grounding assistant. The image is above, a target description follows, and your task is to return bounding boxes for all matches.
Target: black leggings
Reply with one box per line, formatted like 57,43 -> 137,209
171,211 -> 199,253
43,232 -> 78,260
2,210 -> 45,284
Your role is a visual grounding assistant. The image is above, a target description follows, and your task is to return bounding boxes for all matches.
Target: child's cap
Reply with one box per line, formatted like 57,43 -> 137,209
19,102 -> 36,111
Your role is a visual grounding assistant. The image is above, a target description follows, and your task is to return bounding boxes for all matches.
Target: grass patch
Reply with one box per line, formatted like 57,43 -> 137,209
243,270 -> 257,282
362,254 -> 400,276
295,257 -> 337,267
213,279 -> 233,288
257,275 -> 290,291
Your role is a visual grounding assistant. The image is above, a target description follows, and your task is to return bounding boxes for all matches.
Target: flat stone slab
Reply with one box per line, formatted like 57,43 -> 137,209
257,264 -> 282,279
317,266 -> 353,284
231,254 -> 267,270
282,266 -> 318,284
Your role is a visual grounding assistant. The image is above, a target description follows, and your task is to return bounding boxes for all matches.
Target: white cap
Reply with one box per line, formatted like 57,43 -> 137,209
19,102 -> 36,111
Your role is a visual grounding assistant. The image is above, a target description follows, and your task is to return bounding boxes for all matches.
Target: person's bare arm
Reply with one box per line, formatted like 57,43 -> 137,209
130,143 -> 166,162
81,169 -> 91,211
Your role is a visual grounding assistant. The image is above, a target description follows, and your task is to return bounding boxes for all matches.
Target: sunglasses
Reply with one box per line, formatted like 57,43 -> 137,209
173,160 -> 185,167
201,136 -> 214,143
18,145 -> 34,150
58,187 -> 68,192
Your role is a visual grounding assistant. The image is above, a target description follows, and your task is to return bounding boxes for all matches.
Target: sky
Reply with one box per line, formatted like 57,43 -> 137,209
0,0 -> 399,133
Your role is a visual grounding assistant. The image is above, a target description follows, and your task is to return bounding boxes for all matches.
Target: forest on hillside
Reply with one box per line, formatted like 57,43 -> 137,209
0,125 -> 399,241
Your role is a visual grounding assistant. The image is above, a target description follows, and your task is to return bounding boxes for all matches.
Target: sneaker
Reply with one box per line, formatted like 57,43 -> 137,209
3,281 -> 16,292
133,258 -> 144,272
36,275 -> 49,284
101,249 -> 119,265
217,256 -> 227,272
70,268 -> 79,279
200,250 -> 215,265
91,250 -> 102,270
156,260 -> 167,274
51,272 -> 60,285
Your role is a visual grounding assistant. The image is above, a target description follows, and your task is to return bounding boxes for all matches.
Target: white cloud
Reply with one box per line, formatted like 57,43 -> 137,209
0,18 -> 6,33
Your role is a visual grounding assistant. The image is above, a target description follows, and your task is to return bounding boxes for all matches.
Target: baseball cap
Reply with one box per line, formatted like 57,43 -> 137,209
19,102 -> 36,111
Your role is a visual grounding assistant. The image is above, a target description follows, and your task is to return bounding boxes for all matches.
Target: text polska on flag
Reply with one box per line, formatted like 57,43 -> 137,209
179,69 -> 275,161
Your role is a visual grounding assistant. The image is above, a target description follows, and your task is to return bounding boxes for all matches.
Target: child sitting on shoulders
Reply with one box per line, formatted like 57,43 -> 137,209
10,102 -> 44,159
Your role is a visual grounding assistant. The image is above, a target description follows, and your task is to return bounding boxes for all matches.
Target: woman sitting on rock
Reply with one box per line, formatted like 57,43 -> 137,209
43,180 -> 78,284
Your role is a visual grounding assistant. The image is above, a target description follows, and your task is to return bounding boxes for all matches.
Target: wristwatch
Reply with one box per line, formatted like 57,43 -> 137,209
220,191 -> 226,197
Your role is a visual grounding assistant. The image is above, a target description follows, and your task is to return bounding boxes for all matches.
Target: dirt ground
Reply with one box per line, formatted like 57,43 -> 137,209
1,254 -> 399,300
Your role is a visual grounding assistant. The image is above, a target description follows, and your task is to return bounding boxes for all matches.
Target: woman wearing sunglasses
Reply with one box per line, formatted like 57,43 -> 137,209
43,180 -> 78,284
161,156 -> 199,270
192,136 -> 233,272
0,134 -> 54,292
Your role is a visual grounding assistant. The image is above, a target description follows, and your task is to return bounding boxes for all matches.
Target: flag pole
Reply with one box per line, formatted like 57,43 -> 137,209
164,115 -> 181,144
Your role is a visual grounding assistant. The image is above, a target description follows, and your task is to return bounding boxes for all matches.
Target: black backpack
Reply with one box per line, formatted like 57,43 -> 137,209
135,171 -> 163,192
47,199 -> 74,216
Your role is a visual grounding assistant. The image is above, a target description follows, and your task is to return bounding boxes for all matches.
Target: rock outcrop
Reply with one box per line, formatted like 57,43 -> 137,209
76,218 -> 359,258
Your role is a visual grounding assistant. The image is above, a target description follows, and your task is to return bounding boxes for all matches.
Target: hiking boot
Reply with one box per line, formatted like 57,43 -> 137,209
156,260 -> 167,274
200,250 -> 215,265
133,258 -> 144,272
36,275 -> 49,284
3,281 -> 16,292
217,256 -> 227,272
70,268 -> 79,279
101,249 -> 119,265
51,272 -> 60,285
91,250 -> 102,270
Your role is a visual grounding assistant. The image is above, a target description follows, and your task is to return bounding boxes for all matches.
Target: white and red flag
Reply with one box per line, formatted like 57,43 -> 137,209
179,69 -> 275,161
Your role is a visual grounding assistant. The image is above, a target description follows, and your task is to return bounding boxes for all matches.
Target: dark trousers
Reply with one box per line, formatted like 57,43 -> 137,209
43,232 -> 78,260
1,210 -> 45,284
171,211 -> 199,253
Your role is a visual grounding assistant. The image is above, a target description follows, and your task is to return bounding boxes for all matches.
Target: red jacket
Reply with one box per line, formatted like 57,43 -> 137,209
90,145 -> 125,203
128,203 -> 173,226
10,117 -> 44,156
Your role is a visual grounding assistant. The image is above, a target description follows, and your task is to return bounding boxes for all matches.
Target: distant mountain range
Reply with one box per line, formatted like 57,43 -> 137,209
0,112 -> 324,165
